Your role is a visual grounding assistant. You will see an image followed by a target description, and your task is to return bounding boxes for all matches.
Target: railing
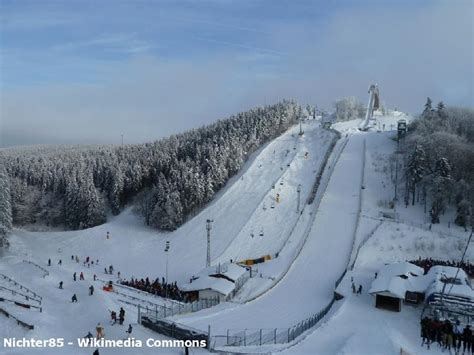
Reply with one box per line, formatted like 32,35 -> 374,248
0,273 -> 42,302
140,297 -> 220,321
101,278 -> 220,321
98,278 -> 183,306
96,277 -> 186,304
140,316 -> 209,345
0,306 -> 34,330
306,130 -> 341,205
0,285 -> 42,305
22,260 -> 49,278
0,296 -> 42,312
210,297 -> 336,349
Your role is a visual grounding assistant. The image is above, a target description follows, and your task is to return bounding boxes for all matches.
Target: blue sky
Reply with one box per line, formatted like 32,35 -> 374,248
0,0 -> 473,146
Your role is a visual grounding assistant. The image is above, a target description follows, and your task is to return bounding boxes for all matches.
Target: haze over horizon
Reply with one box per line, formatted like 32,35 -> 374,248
0,0 -> 473,147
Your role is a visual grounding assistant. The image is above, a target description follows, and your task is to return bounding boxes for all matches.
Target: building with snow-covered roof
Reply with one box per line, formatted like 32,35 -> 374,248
180,263 -> 249,302
369,262 -> 426,311
370,262 -> 474,312
425,266 -> 474,307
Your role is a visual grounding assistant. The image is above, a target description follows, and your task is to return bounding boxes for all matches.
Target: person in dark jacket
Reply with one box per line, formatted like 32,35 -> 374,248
463,325 -> 472,353
420,317 -> 430,347
89,285 -> 94,296
453,320 -> 463,351
126,324 -> 132,337
59,281 -> 63,289
71,294 -> 78,303
443,320 -> 453,351
119,307 -> 125,325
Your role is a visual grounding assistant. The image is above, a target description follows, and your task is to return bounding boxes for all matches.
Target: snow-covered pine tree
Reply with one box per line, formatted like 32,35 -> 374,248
434,157 -> 451,179
430,176 -> 446,224
153,190 -> 183,231
64,175 -> 80,229
107,165 -> 124,215
407,145 -> 427,205
81,173 -> 106,229
0,164 -> 13,247
422,97 -> 433,118
429,158 -> 453,224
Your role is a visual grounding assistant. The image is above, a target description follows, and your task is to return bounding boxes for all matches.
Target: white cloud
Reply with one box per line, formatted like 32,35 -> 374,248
1,0 -> 472,147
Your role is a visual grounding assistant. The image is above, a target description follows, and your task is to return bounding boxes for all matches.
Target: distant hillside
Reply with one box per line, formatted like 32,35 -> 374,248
0,100 -> 301,233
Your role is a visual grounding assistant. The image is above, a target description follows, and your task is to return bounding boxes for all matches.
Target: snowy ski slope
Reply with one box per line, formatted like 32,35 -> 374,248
0,120 -> 335,354
173,134 -> 365,335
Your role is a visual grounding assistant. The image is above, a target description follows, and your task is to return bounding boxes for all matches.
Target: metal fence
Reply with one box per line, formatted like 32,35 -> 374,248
0,273 -> 42,302
0,296 -> 42,312
140,297 -> 220,321
209,296 -> 336,349
0,306 -> 34,330
0,285 -> 42,305
105,280 -> 183,306
140,316 -> 209,344
22,260 -> 49,278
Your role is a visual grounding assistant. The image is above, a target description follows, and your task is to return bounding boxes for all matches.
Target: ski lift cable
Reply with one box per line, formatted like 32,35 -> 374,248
445,228 -> 473,298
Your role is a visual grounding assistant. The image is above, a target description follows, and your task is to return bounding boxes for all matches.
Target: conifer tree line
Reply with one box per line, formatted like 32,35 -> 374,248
0,164 -> 12,247
0,100 -> 300,234
404,98 -> 474,227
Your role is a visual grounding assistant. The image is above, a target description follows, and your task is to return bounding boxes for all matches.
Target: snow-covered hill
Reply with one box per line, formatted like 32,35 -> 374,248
0,120 -> 336,354
1,112 -> 471,355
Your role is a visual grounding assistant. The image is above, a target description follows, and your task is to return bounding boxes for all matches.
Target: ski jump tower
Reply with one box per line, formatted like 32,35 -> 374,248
359,84 -> 380,131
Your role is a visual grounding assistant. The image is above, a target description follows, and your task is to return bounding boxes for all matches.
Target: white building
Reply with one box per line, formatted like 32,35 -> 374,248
369,262 -> 474,312
180,263 -> 249,302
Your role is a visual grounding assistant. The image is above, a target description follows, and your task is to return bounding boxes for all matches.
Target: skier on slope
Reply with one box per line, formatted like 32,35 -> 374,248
80,272 -> 85,280
126,324 -> 133,338
73,272 -> 77,281
89,285 -> 94,296
71,294 -> 78,303
59,281 -> 63,289
110,310 -> 117,325
83,331 -> 93,346
119,307 -> 125,325
96,323 -> 104,339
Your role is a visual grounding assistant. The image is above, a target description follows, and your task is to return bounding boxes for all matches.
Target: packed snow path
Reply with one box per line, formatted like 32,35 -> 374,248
174,134 -> 366,335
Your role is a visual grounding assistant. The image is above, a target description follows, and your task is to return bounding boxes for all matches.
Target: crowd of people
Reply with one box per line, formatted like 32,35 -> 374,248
421,317 -> 473,353
409,258 -> 474,278
120,277 -> 186,302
